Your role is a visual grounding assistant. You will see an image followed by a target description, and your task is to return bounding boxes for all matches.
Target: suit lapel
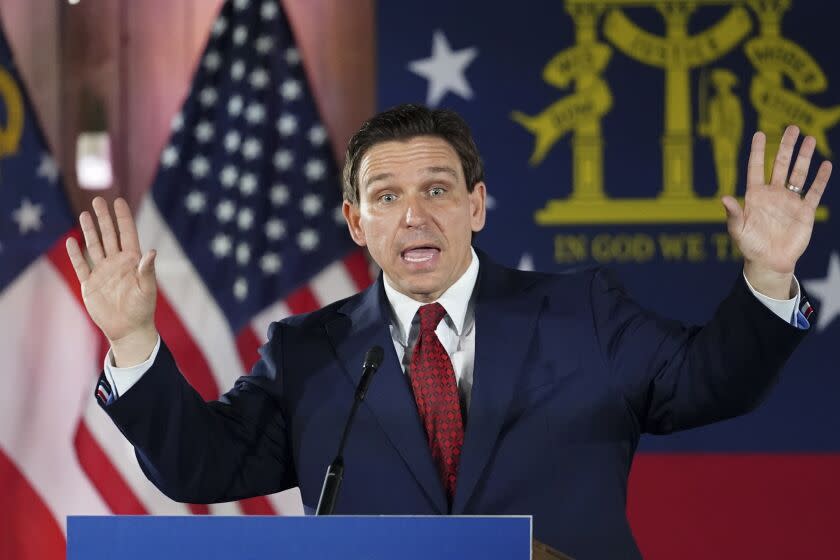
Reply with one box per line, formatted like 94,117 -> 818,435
452,256 -> 543,514
325,278 -> 447,514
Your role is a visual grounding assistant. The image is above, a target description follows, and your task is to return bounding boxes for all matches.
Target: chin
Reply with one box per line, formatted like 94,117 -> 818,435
401,279 -> 444,299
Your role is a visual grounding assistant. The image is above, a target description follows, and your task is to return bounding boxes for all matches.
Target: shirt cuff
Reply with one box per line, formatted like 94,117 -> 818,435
103,336 -> 162,398
742,272 -> 803,327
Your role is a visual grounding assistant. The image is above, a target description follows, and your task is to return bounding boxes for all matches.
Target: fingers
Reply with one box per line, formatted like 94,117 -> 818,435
79,209 -> 105,263
746,132 -> 766,191
721,196 -> 744,236
137,249 -> 158,294
114,197 -> 141,254
787,135 -> 816,189
77,196 -> 141,265
804,160 -> 833,210
770,125 -> 800,188
65,237 -> 91,282
92,197 -> 120,257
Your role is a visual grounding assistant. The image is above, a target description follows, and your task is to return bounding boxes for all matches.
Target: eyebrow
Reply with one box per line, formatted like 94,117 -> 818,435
364,166 -> 459,190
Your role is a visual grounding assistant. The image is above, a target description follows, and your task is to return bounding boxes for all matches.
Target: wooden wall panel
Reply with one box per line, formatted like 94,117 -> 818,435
1,0 -> 373,216
284,0 -> 375,161
119,0 -> 224,210
0,0 -> 61,161
58,0 -> 122,214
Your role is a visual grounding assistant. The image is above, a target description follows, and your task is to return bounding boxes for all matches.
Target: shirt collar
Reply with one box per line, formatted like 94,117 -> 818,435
383,247 -> 480,345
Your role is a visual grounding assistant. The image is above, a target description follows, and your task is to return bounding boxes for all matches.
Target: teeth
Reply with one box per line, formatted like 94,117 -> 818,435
403,248 -> 436,263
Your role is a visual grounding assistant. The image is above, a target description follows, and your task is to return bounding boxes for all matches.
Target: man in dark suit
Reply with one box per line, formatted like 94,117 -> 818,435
67,105 -> 831,558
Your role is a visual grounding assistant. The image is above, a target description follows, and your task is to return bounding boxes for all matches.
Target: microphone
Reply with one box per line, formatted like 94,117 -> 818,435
315,345 -> 384,515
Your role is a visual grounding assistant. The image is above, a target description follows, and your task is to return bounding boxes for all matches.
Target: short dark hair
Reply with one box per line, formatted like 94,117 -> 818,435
342,104 -> 485,205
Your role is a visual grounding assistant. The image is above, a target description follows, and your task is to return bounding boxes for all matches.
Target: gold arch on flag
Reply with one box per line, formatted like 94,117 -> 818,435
0,67 -> 24,158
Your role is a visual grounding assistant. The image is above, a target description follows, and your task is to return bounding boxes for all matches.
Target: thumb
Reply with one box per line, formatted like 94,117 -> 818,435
137,249 -> 157,291
721,196 -> 744,236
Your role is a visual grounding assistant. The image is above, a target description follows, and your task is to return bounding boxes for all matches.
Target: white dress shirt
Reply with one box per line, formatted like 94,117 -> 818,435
104,252 -> 802,402
383,248 -> 480,411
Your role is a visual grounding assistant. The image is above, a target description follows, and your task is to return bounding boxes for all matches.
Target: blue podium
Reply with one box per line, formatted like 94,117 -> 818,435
67,515 -> 533,559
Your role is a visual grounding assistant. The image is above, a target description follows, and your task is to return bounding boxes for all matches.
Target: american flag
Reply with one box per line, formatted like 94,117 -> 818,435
77,0 -> 372,517
2,0 -> 371,556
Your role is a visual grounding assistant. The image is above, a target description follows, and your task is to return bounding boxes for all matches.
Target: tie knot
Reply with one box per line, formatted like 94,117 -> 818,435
417,302 -> 447,333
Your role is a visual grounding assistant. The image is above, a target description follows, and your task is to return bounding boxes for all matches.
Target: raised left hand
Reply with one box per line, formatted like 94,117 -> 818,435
722,125 -> 832,299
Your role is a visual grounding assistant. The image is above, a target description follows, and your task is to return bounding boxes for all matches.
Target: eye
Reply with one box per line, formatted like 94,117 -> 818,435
379,193 -> 397,203
429,186 -> 446,197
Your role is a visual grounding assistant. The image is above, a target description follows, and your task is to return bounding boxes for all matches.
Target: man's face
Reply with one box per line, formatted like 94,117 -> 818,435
343,135 -> 486,302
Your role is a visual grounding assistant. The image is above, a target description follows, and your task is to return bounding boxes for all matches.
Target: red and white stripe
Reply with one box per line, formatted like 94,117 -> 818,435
0,234 -> 110,560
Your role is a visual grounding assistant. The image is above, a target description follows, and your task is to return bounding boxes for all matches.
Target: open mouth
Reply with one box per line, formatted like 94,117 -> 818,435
401,246 -> 441,263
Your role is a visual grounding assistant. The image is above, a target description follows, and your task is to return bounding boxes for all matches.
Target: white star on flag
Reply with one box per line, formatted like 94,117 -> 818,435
239,173 -> 258,195
270,184 -> 290,206
231,60 -> 246,80
241,138 -> 262,160
171,112 -> 184,131
210,233 -> 233,258
408,30 -> 478,106
203,51 -> 221,71
265,218 -> 287,240
189,156 -> 210,178
236,242 -> 251,265
301,193 -> 323,217
274,149 -> 294,170
260,253 -> 283,274
233,26 -> 248,45
199,87 -> 218,106
249,68 -> 269,89
211,16 -> 227,37
285,47 -> 300,66
280,79 -> 302,101
12,198 -> 44,234
255,36 -> 274,54
245,103 -> 266,124
185,191 -> 207,214
233,277 -> 248,300
237,207 -> 255,230
486,194 -> 497,210
228,95 -> 244,116
278,113 -> 298,136
304,159 -> 326,182
224,131 -> 242,152
804,252 -> 840,332
216,199 -> 236,222
195,121 -> 214,142
261,0 -> 278,20
220,165 -> 239,187
518,253 -> 535,272
298,228 -> 319,251
37,154 -> 59,184
308,124 -> 327,146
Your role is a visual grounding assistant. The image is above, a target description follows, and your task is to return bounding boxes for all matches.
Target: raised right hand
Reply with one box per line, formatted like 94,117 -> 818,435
66,196 -> 159,366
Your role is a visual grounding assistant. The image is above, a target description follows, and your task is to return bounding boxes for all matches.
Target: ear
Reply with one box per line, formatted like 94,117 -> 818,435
468,182 -> 487,232
343,200 -> 367,247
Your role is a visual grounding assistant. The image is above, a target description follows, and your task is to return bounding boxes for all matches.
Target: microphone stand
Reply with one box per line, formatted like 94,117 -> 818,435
315,345 -> 384,515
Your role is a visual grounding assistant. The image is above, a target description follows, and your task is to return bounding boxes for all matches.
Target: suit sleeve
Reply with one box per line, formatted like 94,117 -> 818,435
95,321 -> 296,504
589,268 -> 809,435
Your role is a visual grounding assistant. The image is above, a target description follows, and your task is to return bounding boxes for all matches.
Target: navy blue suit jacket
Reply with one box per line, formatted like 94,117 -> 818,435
99,251 -> 807,558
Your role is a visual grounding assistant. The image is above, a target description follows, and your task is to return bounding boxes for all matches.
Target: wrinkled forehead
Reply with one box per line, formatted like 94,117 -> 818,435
358,136 -> 464,188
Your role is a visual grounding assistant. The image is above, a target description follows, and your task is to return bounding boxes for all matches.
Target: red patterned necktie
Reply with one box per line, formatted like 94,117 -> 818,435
409,302 -> 465,505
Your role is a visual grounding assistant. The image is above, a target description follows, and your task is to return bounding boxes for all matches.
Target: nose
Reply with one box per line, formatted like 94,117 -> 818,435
404,196 -> 431,228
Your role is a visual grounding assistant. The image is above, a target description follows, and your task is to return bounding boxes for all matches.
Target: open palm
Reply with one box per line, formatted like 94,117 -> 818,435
723,126 -> 832,277
66,197 -> 157,343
